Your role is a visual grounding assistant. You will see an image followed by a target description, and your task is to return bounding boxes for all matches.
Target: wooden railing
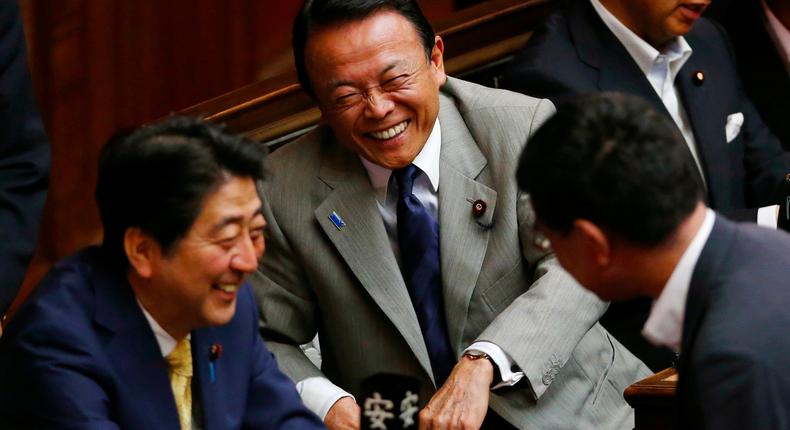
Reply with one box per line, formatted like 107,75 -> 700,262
625,367 -> 678,430
179,0 -> 558,146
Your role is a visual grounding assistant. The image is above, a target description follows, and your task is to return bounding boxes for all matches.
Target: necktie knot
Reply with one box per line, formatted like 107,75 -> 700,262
393,164 -> 420,199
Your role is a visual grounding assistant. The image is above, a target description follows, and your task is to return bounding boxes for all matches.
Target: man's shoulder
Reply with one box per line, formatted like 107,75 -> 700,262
14,247 -> 105,320
684,17 -> 733,63
0,248 -> 110,368
443,77 -> 550,119
266,128 -> 326,168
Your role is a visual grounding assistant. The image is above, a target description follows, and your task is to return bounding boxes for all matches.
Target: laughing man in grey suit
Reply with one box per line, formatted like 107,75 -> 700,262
251,1 -> 649,429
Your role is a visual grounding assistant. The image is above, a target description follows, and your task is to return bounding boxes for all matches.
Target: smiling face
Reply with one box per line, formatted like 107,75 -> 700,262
304,10 -> 447,169
603,0 -> 710,47
135,175 -> 266,338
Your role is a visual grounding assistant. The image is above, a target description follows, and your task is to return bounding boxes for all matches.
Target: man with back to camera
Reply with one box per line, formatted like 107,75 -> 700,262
0,117 -> 325,429
517,92 -> 790,428
250,1 -> 650,429
502,0 -> 790,372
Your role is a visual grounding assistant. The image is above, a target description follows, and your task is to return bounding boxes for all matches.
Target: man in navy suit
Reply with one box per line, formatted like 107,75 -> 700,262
503,0 -> 790,371
0,117 -> 324,429
0,0 -> 50,317
518,93 -> 790,428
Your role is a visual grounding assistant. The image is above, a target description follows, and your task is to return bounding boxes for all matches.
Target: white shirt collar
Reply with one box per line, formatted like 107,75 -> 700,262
762,0 -> 790,75
360,118 -> 441,202
590,0 -> 693,79
137,299 -> 187,357
642,209 -> 716,351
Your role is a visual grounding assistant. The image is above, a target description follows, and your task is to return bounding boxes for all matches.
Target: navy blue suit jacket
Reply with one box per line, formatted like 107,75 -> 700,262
0,0 -> 50,315
677,215 -> 790,428
503,0 -> 790,371
0,247 -> 325,430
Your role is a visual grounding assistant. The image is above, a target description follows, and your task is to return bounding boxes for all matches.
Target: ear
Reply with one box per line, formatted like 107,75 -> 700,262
430,35 -> 447,86
123,227 -> 158,279
573,219 -> 611,268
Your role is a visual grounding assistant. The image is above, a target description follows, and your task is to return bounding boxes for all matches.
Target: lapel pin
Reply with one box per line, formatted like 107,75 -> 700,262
209,343 -> 222,383
471,199 -> 487,218
467,198 -> 494,230
328,211 -> 346,230
692,70 -> 704,86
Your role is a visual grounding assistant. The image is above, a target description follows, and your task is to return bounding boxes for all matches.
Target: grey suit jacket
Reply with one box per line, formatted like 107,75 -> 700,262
252,77 -> 649,429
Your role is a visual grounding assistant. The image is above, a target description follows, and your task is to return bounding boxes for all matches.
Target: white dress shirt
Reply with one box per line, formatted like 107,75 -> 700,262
297,118 -> 523,420
138,300 -> 180,357
591,0 -> 778,228
642,209 -> 715,351
763,0 -> 790,77
590,0 -> 701,181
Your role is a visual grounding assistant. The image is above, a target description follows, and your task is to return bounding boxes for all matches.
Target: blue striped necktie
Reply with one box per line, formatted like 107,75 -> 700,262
393,164 -> 455,385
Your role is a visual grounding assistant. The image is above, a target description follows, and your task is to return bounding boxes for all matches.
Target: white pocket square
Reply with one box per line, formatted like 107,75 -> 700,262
725,112 -> 744,143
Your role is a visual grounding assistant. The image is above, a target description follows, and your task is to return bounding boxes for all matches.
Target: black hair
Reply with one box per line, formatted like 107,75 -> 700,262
517,92 -> 703,246
95,116 -> 267,267
293,0 -> 435,99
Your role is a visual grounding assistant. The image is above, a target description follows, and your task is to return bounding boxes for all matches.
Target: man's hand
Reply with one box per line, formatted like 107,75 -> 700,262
325,396 -> 361,430
419,355 -> 493,429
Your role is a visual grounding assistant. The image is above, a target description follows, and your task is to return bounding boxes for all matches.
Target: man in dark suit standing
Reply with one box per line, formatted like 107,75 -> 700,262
0,0 -> 50,317
0,117 -> 324,430
518,92 -> 790,429
503,0 -> 790,371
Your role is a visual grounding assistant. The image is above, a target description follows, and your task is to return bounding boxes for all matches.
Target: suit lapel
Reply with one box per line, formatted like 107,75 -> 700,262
193,329 -> 220,429
93,267 -> 181,429
568,0 -> 668,112
315,136 -> 434,381
679,217 -> 731,376
435,92 -> 496,352
676,33 -> 730,208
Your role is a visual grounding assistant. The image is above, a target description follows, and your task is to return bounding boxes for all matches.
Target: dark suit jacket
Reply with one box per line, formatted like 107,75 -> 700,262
503,0 -> 790,371
0,247 -> 324,430
711,0 -> 790,150
677,215 -> 790,428
0,0 -> 50,315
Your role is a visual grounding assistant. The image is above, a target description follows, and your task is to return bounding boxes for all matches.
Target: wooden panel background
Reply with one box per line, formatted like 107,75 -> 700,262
9,0 -> 467,317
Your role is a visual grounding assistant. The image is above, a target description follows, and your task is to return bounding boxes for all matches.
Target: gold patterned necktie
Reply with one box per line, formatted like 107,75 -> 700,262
166,338 -> 193,430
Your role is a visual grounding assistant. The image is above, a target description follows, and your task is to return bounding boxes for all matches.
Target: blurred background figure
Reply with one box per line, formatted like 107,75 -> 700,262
518,92 -> 790,429
0,0 -> 50,319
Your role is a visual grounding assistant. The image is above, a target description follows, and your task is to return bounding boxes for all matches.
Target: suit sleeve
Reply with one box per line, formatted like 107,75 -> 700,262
0,319 -> 120,429
250,185 -> 325,383
243,288 -> 325,429
0,0 -> 50,315
475,99 -> 609,399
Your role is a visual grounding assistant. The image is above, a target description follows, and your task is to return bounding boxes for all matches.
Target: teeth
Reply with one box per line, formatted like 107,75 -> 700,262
216,284 -> 238,293
370,121 -> 407,140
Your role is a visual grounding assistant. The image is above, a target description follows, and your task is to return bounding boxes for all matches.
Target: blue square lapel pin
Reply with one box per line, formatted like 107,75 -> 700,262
329,211 -> 346,230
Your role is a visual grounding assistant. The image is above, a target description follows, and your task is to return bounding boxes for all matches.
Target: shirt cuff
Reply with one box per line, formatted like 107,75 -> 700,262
296,376 -> 355,420
464,341 -> 525,389
757,205 -> 778,229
